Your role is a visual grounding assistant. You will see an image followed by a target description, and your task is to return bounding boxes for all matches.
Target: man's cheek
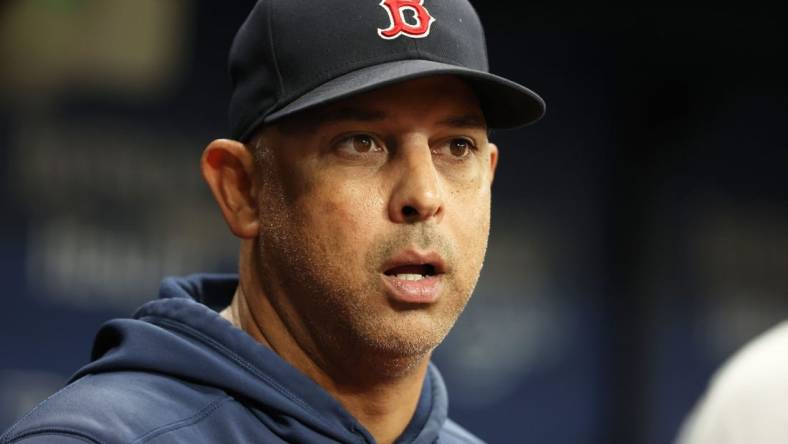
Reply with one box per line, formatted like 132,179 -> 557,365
454,202 -> 490,266
298,195 -> 367,255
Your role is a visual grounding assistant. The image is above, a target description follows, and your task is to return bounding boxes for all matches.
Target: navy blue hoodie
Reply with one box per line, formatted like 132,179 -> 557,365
1,274 -> 483,444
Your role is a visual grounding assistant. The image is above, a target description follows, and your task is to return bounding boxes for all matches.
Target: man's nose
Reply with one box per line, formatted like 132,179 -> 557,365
387,141 -> 444,224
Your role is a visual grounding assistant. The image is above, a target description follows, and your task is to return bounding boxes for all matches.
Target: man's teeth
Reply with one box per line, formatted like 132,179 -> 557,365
395,273 -> 426,281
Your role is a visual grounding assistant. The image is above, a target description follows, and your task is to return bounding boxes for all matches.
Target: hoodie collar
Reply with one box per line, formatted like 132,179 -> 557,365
77,274 -> 450,444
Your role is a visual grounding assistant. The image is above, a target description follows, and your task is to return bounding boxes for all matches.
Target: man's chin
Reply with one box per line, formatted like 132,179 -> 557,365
353,313 -> 453,358
349,338 -> 437,380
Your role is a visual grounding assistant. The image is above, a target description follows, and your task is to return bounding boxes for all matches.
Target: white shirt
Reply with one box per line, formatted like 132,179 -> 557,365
677,320 -> 788,444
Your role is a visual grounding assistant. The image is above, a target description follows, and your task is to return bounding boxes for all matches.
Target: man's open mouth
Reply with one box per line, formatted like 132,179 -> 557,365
383,264 -> 438,281
380,250 -> 446,303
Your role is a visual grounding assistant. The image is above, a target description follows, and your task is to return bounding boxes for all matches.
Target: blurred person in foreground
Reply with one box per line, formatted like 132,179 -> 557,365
677,320 -> 788,444
0,0 -> 544,443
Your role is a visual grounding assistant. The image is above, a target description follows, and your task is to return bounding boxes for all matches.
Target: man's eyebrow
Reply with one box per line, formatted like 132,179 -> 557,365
437,113 -> 488,129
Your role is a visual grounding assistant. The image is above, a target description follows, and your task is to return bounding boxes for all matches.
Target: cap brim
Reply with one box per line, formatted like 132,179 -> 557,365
258,59 -> 545,136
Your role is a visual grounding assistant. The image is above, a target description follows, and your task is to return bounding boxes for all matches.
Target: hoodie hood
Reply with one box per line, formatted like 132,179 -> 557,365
72,274 -> 451,444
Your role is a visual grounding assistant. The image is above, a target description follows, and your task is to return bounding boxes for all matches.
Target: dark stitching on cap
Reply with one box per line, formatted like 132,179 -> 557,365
466,2 -> 489,71
238,0 -> 284,140
267,0 -> 284,99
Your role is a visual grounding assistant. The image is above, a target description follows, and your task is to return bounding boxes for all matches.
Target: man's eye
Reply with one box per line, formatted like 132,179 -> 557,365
335,134 -> 382,154
450,139 -> 471,157
436,138 -> 475,159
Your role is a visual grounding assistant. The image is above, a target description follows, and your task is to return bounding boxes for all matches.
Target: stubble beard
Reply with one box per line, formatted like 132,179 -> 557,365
257,216 -> 486,379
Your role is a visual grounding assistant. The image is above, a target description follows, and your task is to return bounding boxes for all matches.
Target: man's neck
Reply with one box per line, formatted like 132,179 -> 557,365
221,280 -> 429,444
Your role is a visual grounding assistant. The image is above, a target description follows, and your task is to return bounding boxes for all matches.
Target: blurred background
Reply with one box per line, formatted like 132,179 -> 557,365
0,1 -> 786,443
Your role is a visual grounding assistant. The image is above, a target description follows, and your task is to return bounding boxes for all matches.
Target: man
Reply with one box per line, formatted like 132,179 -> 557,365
1,0 -> 544,443
676,320 -> 788,444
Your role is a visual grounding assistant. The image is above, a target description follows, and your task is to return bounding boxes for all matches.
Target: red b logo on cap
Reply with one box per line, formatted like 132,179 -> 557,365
377,0 -> 435,40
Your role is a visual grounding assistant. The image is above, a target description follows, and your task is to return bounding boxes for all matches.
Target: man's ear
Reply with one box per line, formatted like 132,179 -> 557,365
201,139 -> 259,239
488,142 -> 499,185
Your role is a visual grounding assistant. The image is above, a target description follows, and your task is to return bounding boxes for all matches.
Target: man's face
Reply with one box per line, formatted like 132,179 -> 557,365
253,76 -> 498,365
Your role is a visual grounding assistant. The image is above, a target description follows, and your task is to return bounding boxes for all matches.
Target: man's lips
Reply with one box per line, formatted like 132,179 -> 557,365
381,250 -> 447,275
381,250 -> 446,304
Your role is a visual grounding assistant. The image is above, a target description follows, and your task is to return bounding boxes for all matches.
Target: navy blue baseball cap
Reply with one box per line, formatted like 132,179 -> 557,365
228,0 -> 545,142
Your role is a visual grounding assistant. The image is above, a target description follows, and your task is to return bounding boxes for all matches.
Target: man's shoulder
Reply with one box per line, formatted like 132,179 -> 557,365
0,371 -> 243,444
439,419 -> 486,444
